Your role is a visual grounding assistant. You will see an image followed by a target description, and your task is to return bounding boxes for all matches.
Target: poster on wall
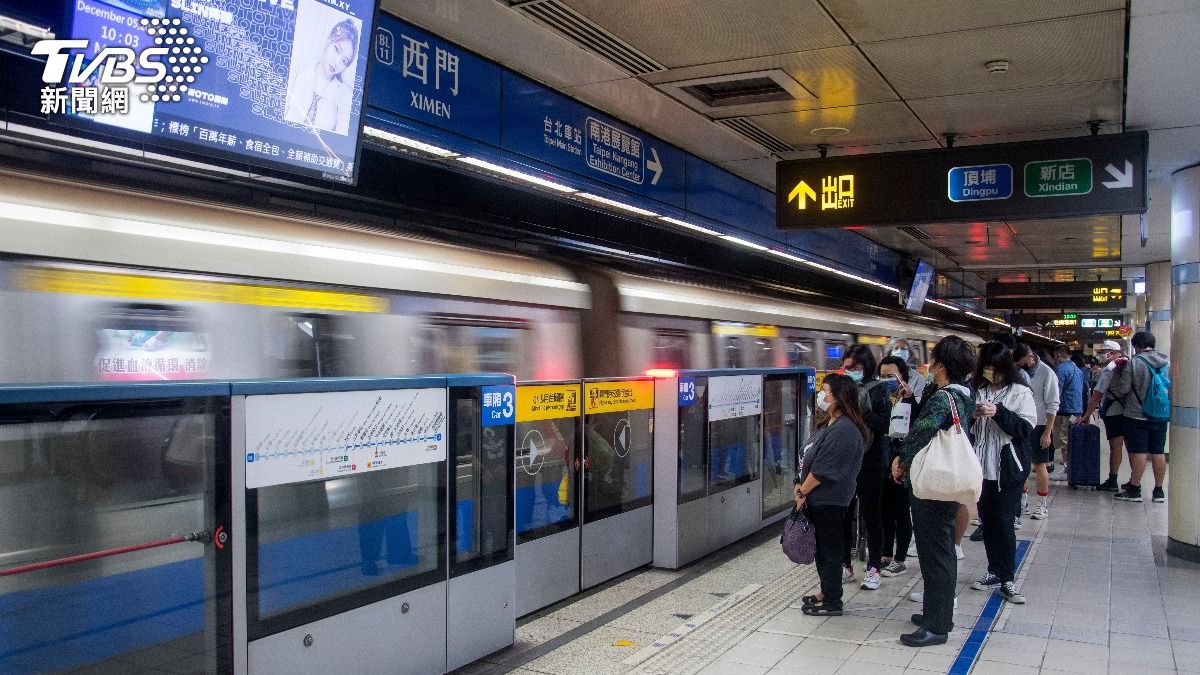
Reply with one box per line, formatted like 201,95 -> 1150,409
244,387 -> 447,489
94,328 -> 211,381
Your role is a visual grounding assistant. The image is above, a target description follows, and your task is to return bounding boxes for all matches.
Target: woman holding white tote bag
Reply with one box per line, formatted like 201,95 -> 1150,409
890,336 -> 976,648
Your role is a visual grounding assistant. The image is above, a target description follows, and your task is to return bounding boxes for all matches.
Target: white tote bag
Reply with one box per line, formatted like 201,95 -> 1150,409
909,391 -> 983,505
888,401 -> 912,438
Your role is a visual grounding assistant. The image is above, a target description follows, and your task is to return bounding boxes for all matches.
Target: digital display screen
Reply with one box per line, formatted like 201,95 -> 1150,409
67,0 -> 378,183
905,259 -> 934,313
95,328 -> 211,381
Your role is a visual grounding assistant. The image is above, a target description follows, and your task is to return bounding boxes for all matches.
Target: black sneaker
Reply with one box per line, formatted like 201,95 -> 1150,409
1000,581 -> 1026,604
1114,487 -> 1143,502
972,572 -> 1001,590
1098,476 -> 1119,492
969,526 -> 985,542
1152,487 -> 1166,503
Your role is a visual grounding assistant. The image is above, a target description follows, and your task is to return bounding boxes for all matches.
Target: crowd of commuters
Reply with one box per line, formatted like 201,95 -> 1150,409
794,330 -> 1171,648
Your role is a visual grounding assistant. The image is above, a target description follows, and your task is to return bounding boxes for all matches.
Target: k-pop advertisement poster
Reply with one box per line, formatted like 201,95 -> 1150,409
63,0 -> 378,182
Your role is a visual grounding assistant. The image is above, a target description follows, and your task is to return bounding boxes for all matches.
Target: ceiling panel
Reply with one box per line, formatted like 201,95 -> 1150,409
642,46 -> 898,116
909,79 -> 1122,138
554,0 -> 849,68
862,12 -> 1124,100
822,0 -> 1124,42
717,157 -> 778,188
750,102 -> 933,148
1125,1 -> 1200,131
952,127 -> 1119,147
778,139 -> 941,161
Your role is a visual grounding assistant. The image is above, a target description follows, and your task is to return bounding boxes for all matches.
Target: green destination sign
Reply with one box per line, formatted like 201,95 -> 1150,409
1025,159 -> 1093,197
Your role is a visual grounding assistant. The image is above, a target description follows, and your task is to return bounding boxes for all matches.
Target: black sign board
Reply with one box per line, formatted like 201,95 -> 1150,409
988,294 -> 1127,311
987,281 -> 1127,297
777,132 -> 1148,229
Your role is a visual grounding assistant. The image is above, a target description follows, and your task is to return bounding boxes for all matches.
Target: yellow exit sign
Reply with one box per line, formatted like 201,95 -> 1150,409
788,174 -> 855,211
1092,286 -> 1124,303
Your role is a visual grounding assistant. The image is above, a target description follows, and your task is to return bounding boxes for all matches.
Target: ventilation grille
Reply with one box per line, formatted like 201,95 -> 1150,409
715,117 -> 793,155
933,246 -> 957,258
512,0 -> 666,76
899,226 -> 931,241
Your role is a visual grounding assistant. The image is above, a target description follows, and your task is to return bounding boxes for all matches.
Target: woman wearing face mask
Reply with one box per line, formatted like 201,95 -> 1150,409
888,338 -> 927,401
838,344 -> 893,591
969,342 -> 1036,605
891,335 -> 976,647
797,374 -> 867,616
877,355 -> 920,577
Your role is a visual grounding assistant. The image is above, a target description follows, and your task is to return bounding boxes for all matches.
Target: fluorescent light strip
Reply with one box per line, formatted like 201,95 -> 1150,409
659,216 -> 722,237
925,299 -> 961,312
363,127 -> 458,158
720,234 -> 768,251
767,248 -> 900,292
1022,330 -> 1064,344
576,192 -> 659,216
3,201 -> 588,292
457,156 -> 577,193
0,14 -> 53,40
965,310 -> 1009,326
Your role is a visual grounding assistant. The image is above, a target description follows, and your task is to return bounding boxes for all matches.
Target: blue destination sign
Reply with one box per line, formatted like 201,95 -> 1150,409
370,16 -> 503,146
501,72 -> 686,208
481,385 -> 516,427
947,164 -> 1013,202
678,377 -> 696,406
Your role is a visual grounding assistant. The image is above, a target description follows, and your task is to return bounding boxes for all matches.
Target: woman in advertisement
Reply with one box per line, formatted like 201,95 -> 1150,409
286,17 -> 360,136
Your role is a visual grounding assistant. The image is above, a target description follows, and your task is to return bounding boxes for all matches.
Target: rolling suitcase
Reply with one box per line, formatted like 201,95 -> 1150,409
1067,423 -> 1101,489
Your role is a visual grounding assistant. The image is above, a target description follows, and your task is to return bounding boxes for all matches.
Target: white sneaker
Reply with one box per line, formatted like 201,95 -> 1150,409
909,591 -> 923,602
907,544 -> 919,558
842,565 -> 855,584
1013,517 -> 1023,530
970,517 -> 982,526
1031,503 -> 1049,520
955,545 -> 965,560
861,567 -> 881,590
1021,492 -> 1029,514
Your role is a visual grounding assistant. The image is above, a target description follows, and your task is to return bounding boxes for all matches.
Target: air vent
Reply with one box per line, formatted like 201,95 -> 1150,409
512,0 -> 666,76
933,246 -> 957,258
899,226 -> 931,241
681,77 -> 793,107
716,118 -> 793,155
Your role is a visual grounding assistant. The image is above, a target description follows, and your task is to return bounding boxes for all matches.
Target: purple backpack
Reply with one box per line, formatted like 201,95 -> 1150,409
781,509 -> 816,565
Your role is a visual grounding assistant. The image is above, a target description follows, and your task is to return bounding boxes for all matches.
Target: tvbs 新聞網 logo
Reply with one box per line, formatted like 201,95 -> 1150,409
33,18 -> 207,116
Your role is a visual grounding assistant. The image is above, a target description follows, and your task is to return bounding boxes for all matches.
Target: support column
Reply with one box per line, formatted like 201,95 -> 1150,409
1168,165 -> 1200,561
1147,261 -> 1172,356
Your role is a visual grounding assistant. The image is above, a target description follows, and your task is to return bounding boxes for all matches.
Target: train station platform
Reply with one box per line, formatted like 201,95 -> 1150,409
459,446 -> 1199,675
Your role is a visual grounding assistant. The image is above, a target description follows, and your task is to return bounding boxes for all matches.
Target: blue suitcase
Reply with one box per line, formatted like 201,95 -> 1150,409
1068,423 -> 1101,489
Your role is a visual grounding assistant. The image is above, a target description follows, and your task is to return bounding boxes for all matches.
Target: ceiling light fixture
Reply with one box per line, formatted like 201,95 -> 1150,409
810,127 -> 850,137
720,234 -> 769,251
925,299 -> 962,312
985,60 -> 1010,74
364,127 -> 458,157
576,192 -> 659,216
457,156 -> 577,193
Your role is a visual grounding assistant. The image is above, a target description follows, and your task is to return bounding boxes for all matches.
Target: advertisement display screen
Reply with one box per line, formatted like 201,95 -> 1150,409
905,260 -> 934,313
64,0 -> 378,183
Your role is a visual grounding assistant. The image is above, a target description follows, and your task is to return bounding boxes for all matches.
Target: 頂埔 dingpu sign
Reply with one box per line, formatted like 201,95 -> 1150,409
776,132 -> 1148,229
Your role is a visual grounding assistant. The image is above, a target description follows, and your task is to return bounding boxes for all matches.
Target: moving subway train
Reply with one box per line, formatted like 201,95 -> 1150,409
0,170 -> 978,673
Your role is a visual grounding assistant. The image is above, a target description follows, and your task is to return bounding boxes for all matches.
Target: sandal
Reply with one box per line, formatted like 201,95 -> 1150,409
802,603 -> 843,617
801,594 -> 822,606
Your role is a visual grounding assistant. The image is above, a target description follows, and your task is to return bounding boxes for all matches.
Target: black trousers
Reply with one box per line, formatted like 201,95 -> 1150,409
909,491 -> 958,635
978,479 -> 1022,584
808,504 -> 847,610
881,478 -> 913,562
843,465 -> 885,569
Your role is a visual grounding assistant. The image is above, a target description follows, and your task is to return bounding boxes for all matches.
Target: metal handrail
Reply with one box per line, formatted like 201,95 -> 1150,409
0,530 -> 210,577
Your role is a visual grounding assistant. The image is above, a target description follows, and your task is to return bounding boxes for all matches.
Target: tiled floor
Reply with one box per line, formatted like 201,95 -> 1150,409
459,440 -> 1199,674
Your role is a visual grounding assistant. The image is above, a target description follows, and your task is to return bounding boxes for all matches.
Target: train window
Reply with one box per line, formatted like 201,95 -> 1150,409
0,396 -> 228,672
265,313 -> 357,377
762,376 -> 799,518
678,379 -> 708,504
786,339 -> 815,368
652,330 -> 691,370
721,336 -> 743,368
94,303 -> 210,381
514,388 -> 580,542
448,390 -> 513,576
426,318 -> 529,376
750,338 -> 774,367
824,340 -> 847,371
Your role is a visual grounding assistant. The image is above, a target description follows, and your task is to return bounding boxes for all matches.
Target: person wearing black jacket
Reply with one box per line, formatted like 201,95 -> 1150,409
878,355 -> 921,577
840,344 -> 894,591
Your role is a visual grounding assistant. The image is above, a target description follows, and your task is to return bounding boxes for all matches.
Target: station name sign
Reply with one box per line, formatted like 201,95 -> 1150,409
777,132 -> 1148,229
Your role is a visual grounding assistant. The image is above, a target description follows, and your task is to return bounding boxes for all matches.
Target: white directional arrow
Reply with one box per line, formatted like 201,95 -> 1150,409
1101,160 -> 1134,189
646,148 -> 663,186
